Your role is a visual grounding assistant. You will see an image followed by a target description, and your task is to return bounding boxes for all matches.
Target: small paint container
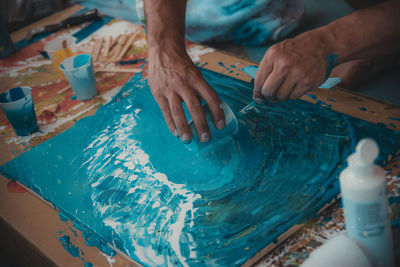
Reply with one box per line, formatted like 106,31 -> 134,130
44,36 -> 76,74
0,86 -> 38,136
185,102 -> 238,152
60,54 -> 97,101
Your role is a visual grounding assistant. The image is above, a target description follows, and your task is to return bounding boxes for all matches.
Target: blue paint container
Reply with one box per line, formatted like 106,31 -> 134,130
60,54 -> 97,101
185,102 -> 238,152
0,86 -> 38,136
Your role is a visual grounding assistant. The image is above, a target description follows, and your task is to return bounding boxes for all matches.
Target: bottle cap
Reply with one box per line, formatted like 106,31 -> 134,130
348,138 -> 379,167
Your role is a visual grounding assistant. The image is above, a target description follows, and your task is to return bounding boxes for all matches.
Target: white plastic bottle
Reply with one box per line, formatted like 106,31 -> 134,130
339,138 -> 394,267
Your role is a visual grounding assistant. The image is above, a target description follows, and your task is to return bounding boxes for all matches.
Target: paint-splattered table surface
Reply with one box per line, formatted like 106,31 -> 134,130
1,5 -> 400,266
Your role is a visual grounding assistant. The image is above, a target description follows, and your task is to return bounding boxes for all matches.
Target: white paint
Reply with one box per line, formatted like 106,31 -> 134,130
186,45 -> 215,62
133,39 -> 147,48
0,55 -> 52,78
101,86 -> 123,104
6,105 -> 97,145
79,21 -> 142,46
81,112 -> 201,266
100,252 -> 116,267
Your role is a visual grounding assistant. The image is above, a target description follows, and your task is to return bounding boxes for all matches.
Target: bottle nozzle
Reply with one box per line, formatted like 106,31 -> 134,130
348,138 -> 379,167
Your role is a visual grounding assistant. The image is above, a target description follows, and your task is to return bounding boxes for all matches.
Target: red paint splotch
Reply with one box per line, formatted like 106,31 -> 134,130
7,181 -> 28,193
38,109 -> 57,125
55,96 -> 80,114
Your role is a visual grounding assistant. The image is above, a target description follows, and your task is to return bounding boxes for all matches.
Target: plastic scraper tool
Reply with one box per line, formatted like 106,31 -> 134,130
185,102 -> 238,152
239,65 -> 342,114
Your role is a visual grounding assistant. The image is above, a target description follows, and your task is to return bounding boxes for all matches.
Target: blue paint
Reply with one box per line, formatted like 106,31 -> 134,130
391,219 -> 400,228
218,62 -> 233,73
118,58 -> 147,65
0,86 -> 38,136
305,94 -> 332,109
389,117 -> 400,122
389,196 -> 400,205
327,98 -> 336,102
58,235 -> 84,258
73,15 -> 114,43
1,68 -> 400,266
58,234 -> 94,266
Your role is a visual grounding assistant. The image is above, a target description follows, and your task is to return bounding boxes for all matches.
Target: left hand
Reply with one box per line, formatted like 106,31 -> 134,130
253,32 -> 331,102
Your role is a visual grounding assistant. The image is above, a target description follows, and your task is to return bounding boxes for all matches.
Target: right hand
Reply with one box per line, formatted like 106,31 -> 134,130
148,47 -> 226,143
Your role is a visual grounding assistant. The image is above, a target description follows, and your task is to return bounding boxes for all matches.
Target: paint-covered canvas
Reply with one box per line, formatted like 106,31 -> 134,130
1,68 -> 400,266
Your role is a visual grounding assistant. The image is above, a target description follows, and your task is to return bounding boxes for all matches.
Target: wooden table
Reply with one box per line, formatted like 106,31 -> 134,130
1,5 -> 399,266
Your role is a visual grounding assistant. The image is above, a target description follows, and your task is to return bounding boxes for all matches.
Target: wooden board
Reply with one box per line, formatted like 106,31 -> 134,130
1,6 -> 400,266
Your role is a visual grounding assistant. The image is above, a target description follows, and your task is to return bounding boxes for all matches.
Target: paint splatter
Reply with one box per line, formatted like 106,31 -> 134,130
58,235 -> 84,258
6,180 -> 27,193
389,117 -> 400,122
1,69 -> 400,266
218,62 -> 233,73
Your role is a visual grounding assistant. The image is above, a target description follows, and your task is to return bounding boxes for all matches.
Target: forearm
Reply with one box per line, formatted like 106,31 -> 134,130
144,0 -> 187,55
314,0 -> 400,64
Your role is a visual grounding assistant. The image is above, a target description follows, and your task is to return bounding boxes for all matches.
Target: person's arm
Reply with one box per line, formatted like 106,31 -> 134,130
144,0 -> 225,144
253,0 -> 400,102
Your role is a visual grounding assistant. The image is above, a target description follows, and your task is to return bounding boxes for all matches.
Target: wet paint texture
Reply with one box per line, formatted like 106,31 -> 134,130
1,69 -> 400,266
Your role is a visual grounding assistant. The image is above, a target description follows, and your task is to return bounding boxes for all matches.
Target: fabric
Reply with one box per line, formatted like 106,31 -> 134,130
75,0 -> 305,45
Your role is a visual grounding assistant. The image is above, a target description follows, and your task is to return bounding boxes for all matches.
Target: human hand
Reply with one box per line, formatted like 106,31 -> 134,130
148,47 -> 225,143
253,33 -> 333,102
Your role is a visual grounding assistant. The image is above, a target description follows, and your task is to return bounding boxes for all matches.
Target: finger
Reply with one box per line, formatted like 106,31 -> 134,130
181,90 -> 210,143
168,94 -> 192,143
157,96 -> 178,137
289,84 -> 310,100
275,79 -> 296,101
261,67 -> 285,99
194,76 -> 225,130
254,59 -> 273,103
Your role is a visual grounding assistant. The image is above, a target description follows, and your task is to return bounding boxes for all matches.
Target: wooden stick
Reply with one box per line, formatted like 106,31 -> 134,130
91,38 -> 103,62
107,34 -> 128,63
95,67 -> 142,73
110,34 -> 121,48
103,36 -> 112,58
116,33 -> 138,62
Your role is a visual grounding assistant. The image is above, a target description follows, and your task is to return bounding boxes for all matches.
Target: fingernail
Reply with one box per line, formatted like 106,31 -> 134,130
182,133 -> 191,144
261,87 -> 271,97
173,129 -> 179,137
254,97 -> 264,104
216,120 -> 225,130
200,132 -> 210,143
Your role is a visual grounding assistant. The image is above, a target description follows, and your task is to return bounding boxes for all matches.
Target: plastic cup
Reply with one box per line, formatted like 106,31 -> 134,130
44,36 -> 76,74
0,86 -> 38,136
185,102 -> 238,152
60,54 -> 97,101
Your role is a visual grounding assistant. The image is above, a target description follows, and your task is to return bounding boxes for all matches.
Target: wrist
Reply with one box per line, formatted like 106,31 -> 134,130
148,36 -> 188,61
